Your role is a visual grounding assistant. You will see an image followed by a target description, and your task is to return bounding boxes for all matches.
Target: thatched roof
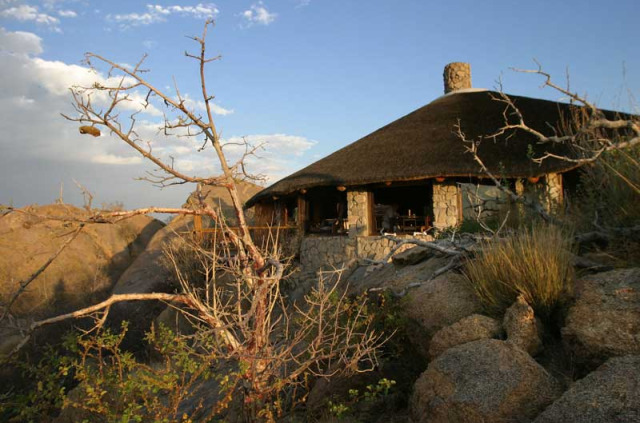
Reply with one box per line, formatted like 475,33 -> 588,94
246,90 -> 591,207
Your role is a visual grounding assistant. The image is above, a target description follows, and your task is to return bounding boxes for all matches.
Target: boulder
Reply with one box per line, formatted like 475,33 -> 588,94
428,314 -> 502,360
403,272 -> 482,357
155,305 -> 197,336
0,204 -> 163,320
0,204 -> 163,356
503,294 -> 543,356
346,255 -> 452,294
392,246 -> 432,266
534,355 -> 640,423
410,339 -> 561,423
562,268 -> 640,369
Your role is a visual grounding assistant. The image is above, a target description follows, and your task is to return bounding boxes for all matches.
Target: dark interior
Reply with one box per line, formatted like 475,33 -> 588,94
372,184 -> 433,233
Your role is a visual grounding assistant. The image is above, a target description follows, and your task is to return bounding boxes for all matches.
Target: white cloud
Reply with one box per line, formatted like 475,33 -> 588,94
211,103 -> 234,115
0,29 -> 165,166
57,9 -> 77,18
27,57 -> 161,117
0,27 -> 43,55
225,134 -> 314,157
180,94 -> 234,116
42,0 -> 66,9
92,154 -> 143,165
142,39 -> 157,49
108,3 -> 219,28
0,5 -> 60,30
0,28 -> 314,209
221,133 -> 315,182
241,2 -> 276,26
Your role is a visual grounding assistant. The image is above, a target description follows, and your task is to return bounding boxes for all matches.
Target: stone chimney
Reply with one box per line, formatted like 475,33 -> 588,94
443,62 -> 471,94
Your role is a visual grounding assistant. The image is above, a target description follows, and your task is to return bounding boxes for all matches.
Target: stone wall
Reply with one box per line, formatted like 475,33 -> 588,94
356,236 -> 397,261
300,236 -> 354,271
433,182 -> 460,229
347,190 -> 370,238
300,234 -> 431,273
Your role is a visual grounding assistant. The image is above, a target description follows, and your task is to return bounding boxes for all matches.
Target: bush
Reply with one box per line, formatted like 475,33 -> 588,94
464,224 -> 574,318
1,323 -> 226,423
572,145 -> 640,229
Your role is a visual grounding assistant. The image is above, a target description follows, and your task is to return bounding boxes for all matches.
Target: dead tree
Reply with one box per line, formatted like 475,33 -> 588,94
2,20 -> 382,420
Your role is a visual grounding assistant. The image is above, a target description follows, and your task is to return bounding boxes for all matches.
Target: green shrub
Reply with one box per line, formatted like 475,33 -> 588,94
1,323 -> 230,423
464,224 -> 574,318
572,144 -> 640,229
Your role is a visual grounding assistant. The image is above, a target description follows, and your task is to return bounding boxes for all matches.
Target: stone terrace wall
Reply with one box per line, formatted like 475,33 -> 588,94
300,234 -> 430,273
300,236 -> 354,271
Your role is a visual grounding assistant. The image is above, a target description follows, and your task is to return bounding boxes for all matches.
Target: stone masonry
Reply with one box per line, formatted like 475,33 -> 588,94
433,182 -> 460,229
444,62 -> 472,94
515,174 -> 563,215
299,235 -> 423,273
347,190 -> 370,238
300,236 -> 354,271
544,173 -> 563,213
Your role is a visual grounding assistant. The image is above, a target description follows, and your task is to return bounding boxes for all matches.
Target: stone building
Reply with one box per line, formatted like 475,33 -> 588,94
243,63 -> 594,269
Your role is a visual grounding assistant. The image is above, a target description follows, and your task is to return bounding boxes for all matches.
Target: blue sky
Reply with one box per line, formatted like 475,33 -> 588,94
1,0 -> 638,210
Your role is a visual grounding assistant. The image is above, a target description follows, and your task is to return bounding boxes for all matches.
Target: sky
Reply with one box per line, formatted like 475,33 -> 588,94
1,0 -> 638,211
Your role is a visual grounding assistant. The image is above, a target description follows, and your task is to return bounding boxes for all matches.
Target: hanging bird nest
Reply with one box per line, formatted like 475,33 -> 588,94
79,126 -> 101,137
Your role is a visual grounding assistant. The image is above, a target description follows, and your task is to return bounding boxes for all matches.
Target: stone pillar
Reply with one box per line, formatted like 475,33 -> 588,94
516,174 -> 563,217
347,190 -> 371,238
433,182 -> 461,229
543,173 -> 563,213
444,62 -> 472,94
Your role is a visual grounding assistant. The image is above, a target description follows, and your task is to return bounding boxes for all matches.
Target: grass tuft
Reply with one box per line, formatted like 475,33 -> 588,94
464,223 -> 574,318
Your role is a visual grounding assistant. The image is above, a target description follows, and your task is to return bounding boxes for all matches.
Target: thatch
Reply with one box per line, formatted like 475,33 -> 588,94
246,90 -> 603,207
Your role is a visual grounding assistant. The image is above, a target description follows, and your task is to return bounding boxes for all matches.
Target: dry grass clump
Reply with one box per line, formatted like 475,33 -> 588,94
464,224 -> 574,318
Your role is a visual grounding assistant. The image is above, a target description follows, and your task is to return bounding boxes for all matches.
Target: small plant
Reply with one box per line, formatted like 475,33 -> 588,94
326,378 -> 396,419
0,344 -> 71,423
3,323 -> 226,423
327,400 -> 350,418
464,223 -> 574,318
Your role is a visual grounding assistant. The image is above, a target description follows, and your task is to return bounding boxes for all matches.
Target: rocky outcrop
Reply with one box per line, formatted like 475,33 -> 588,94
534,355 -> 640,423
0,204 -> 163,320
504,294 -> 542,356
428,314 -> 502,360
403,272 -> 482,357
108,181 -> 263,345
562,268 -> 640,369
410,339 -> 561,423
